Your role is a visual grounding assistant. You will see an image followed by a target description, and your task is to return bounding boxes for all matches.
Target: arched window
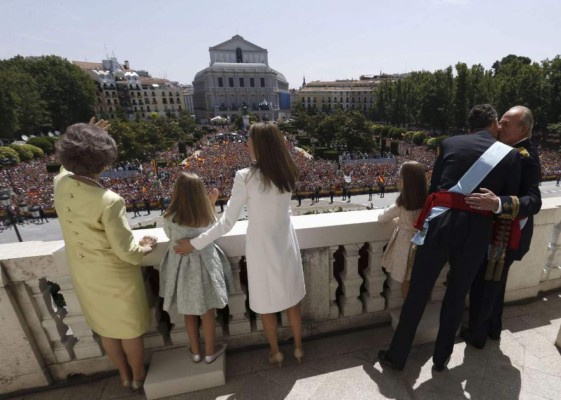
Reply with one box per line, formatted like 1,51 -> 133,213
236,47 -> 243,63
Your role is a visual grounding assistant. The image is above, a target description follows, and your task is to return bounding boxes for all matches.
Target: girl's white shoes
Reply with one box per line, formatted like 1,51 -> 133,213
204,344 -> 227,364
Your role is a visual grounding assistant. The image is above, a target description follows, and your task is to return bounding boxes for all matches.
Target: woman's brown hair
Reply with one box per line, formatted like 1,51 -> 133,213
395,161 -> 428,210
249,122 -> 299,193
164,172 -> 216,227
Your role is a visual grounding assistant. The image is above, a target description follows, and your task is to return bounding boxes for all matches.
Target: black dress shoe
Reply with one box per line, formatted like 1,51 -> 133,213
378,350 -> 404,371
432,356 -> 451,372
460,327 -> 485,349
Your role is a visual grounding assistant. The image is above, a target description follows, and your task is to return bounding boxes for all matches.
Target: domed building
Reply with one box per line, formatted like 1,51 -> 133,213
192,35 -> 291,123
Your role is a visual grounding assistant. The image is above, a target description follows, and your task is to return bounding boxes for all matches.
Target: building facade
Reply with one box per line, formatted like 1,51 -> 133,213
297,75 -> 402,113
192,35 -> 291,122
73,58 -> 189,120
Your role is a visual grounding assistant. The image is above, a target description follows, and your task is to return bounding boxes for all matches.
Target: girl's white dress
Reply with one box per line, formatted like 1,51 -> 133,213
378,204 -> 421,282
159,218 -> 233,315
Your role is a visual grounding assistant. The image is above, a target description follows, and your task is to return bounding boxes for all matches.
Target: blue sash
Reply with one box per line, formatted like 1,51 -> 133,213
412,141 -> 513,245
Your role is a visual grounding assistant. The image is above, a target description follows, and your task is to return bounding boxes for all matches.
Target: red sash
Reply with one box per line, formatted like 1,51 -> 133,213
413,191 -> 522,250
413,191 -> 493,231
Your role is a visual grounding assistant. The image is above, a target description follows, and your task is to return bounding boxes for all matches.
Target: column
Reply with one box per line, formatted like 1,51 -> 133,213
362,241 -> 386,312
339,244 -> 364,316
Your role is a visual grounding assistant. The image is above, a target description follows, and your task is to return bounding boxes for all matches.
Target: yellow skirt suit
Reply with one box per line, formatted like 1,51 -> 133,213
54,169 -> 150,339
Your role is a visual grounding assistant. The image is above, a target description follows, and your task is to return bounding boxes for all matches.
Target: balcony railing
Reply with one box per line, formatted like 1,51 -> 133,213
1,200 -> 561,395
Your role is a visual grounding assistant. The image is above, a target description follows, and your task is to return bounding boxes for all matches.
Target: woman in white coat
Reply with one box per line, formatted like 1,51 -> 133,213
175,122 -> 306,367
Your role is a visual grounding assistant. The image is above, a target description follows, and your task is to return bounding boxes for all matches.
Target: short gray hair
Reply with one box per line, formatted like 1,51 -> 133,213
510,105 -> 534,138
55,123 -> 117,175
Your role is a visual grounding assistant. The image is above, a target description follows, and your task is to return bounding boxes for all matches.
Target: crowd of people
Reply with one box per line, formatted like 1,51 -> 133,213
0,132 -> 559,215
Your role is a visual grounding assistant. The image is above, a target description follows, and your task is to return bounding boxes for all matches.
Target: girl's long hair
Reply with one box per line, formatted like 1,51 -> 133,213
395,161 -> 428,210
164,172 -> 216,227
249,122 -> 299,193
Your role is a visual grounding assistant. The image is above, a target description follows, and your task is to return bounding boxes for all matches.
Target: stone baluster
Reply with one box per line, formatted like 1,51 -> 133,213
32,276 -> 75,363
362,241 -> 386,312
226,256 -> 251,335
141,267 -> 166,348
0,267 -> 51,393
58,283 -> 104,359
329,245 -> 340,319
543,220 -> 561,282
339,244 -> 364,316
300,247 -> 330,322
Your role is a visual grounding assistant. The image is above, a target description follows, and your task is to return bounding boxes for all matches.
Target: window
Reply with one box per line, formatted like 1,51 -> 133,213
239,78 -> 245,87
218,77 -> 224,87
236,47 -> 243,63
250,78 -> 255,87
229,77 -> 234,87
260,78 -> 265,87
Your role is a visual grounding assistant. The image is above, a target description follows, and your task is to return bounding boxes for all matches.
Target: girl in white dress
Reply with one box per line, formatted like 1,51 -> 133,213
159,172 -> 232,364
379,161 -> 427,298
174,123 -> 306,367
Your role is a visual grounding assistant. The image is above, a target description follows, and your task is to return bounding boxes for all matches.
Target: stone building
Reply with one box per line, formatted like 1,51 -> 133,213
192,35 -> 291,122
73,58 -> 190,120
297,74 -> 403,113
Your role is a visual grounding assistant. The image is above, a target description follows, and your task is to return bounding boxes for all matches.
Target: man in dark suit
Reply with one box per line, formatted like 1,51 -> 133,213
462,106 -> 542,348
378,104 -> 521,371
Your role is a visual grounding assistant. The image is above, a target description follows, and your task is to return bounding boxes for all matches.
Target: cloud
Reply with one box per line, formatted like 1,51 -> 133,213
18,33 -> 62,45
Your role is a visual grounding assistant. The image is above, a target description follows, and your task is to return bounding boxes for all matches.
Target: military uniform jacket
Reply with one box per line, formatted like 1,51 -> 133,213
499,138 -> 542,260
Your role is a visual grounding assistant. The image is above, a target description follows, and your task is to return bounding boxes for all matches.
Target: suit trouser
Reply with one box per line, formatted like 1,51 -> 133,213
468,252 -> 515,345
386,211 -> 492,368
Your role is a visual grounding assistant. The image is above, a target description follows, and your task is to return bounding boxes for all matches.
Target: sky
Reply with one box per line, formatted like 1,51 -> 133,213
1,0 -> 560,88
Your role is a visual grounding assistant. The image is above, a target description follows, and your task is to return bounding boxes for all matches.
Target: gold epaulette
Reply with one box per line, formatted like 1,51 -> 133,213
499,196 -> 520,219
517,146 -> 529,158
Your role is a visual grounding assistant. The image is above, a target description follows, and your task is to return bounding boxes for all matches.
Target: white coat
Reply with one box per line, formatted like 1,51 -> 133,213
191,167 -> 306,314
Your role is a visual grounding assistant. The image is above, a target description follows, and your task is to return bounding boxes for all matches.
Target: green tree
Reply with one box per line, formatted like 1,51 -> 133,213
453,63 -> 469,130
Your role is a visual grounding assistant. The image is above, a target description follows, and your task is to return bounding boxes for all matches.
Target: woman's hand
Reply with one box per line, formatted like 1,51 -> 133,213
139,235 -> 158,247
174,239 -> 195,255
88,116 -> 111,131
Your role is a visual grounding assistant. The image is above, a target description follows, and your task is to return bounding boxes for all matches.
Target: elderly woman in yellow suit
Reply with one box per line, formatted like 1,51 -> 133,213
54,121 -> 156,391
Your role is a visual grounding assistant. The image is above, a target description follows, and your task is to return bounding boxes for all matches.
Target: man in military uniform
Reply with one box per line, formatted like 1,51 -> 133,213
378,104 -> 521,372
462,106 -> 542,348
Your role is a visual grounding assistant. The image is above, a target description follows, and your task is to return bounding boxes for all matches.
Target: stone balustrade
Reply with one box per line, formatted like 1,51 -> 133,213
1,198 -> 561,395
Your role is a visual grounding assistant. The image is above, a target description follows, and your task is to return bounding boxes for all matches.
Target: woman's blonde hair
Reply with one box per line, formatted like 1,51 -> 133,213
164,172 -> 216,227
249,122 -> 299,193
395,161 -> 427,211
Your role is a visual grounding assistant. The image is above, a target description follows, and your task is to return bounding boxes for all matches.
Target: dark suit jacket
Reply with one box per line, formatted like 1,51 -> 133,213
430,130 -> 521,198
501,138 -> 542,260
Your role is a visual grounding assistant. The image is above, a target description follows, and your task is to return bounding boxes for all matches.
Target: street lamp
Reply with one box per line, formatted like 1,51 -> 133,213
0,191 -> 23,242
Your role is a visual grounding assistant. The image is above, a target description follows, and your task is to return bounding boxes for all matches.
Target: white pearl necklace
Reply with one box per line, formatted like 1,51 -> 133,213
72,174 -> 104,188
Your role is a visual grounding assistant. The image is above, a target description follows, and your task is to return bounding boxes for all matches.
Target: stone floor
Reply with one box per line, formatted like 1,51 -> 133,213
5,291 -> 561,400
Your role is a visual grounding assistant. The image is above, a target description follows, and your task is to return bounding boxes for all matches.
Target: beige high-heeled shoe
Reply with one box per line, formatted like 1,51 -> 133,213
268,351 -> 284,368
294,347 -> 304,365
